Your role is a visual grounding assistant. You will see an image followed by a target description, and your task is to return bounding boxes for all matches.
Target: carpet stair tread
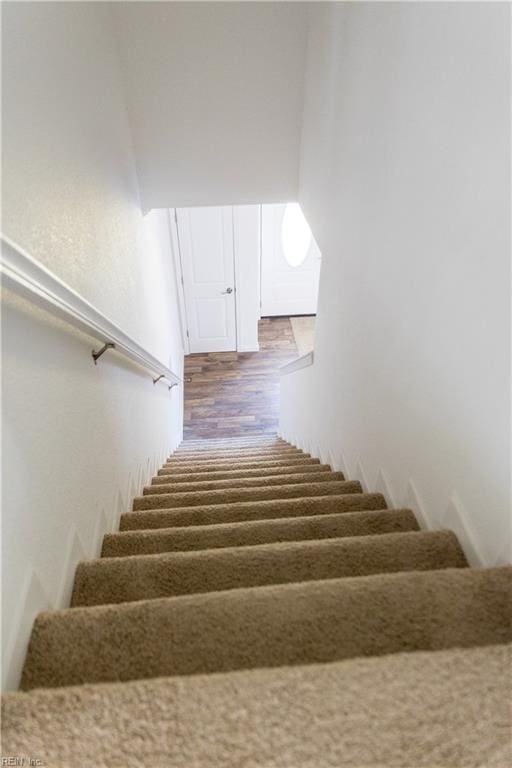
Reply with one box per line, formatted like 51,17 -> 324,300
133,480 -> 362,510
120,492 -> 388,530
9,433 -> 510,767
155,463 -> 331,482
160,455 -> 321,472
102,508 -> 419,556
175,437 -> 286,450
167,446 -> 304,461
145,470 -> 344,494
71,529 -> 467,607
8,644 -> 510,767
20,567 -> 511,689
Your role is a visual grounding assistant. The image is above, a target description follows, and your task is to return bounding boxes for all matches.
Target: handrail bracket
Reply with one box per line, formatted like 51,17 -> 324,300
92,342 -> 115,365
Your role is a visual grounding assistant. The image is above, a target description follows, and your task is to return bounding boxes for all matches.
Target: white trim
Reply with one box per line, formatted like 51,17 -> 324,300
233,207 -> 260,353
402,479 -> 435,531
354,460 -> 370,493
2,566 -> 52,691
232,204 -> 240,351
168,209 -> 190,355
1,235 -> 181,386
56,524 -> 87,608
441,491 -> 487,568
374,468 -> 397,509
280,350 -> 314,376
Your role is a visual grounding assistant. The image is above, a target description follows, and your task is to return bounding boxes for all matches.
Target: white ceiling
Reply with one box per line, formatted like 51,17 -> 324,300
111,2 -> 310,210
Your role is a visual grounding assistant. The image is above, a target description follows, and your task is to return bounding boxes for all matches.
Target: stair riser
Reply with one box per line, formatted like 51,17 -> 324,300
144,471 -> 345,495
72,530 -> 467,607
160,457 -> 320,472
102,509 -> 419,557
133,480 -> 362,510
154,464 -> 331,483
21,567 -> 511,690
120,493 -> 387,530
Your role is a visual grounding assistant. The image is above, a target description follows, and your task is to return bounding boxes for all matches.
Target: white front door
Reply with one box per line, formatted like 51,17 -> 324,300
176,206 -> 237,353
261,203 -> 321,316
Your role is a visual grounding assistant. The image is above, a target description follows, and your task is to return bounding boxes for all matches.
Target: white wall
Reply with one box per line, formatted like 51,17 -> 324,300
111,2 -> 308,209
281,2 -> 511,567
234,206 -> 261,352
1,2 -> 184,690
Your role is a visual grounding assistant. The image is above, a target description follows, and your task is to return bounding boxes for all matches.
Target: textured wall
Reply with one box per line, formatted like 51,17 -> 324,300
2,3 -> 184,689
112,1 -> 309,209
281,2 -> 511,567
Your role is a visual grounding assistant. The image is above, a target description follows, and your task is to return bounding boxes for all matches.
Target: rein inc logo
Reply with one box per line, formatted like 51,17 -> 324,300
2,760 -> 44,766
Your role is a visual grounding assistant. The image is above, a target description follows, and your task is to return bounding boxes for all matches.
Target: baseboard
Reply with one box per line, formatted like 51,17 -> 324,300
402,478 -> 435,531
441,492 -> 487,568
2,442 -> 177,692
56,524 -> 87,608
2,567 -> 51,692
374,468 -> 397,509
281,425 -> 497,569
354,461 -> 371,493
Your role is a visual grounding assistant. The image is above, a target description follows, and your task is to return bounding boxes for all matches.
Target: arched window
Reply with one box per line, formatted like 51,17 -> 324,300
281,203 -> 312,268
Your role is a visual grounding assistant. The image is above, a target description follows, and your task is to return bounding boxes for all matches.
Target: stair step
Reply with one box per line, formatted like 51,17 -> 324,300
121,492 -> 387,530
102,508 -> 419,557
171,444 -> 301,455
133,480 -> 362,510
11,426 -> 508,768
20,567 -> 510,690
8,643 -> 509,766
166,447 -> 305,462
155,463 -> 331,482
160,455 -> 320,472
145,471 -> 345,494
172,443 -> 300,454
71,530 -> 467,607
176,448 -> 289,457
177,437 -> 286,450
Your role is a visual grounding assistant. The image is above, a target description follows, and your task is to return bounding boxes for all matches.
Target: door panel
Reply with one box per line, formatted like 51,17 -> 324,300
261,204 -> 321,316
177,206 -> 236,353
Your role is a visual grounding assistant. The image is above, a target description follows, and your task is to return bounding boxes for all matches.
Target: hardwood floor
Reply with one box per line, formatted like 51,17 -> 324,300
183,317 -> 298,440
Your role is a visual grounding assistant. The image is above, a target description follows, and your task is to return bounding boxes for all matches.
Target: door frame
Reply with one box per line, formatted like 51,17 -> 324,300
171,206 -> 239,355
170,206 -> 263,355
168,208 -> 191,354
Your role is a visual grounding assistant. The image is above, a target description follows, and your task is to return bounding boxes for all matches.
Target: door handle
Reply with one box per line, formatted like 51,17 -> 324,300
222,287 -> 233,294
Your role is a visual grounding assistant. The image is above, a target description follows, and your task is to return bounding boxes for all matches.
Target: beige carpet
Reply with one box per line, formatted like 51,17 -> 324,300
5,644 -> 511,767
3,436 -> 511,766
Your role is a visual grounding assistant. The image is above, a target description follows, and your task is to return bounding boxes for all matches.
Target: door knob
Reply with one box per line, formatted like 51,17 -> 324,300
222,287 -> 233,294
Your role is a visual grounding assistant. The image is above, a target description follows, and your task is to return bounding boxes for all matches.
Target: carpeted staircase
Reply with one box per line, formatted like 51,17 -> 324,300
3,436 -> 511,766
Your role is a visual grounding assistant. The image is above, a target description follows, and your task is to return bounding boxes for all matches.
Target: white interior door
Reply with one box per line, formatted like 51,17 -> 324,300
261,203 -> 321,316
176,206 -> 236,353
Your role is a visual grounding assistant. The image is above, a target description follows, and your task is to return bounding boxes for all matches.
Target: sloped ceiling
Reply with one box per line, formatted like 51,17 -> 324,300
111,1 -> 310,210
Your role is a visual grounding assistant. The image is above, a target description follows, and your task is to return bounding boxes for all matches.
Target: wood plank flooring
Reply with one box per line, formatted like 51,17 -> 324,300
183,317 -> 298,440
